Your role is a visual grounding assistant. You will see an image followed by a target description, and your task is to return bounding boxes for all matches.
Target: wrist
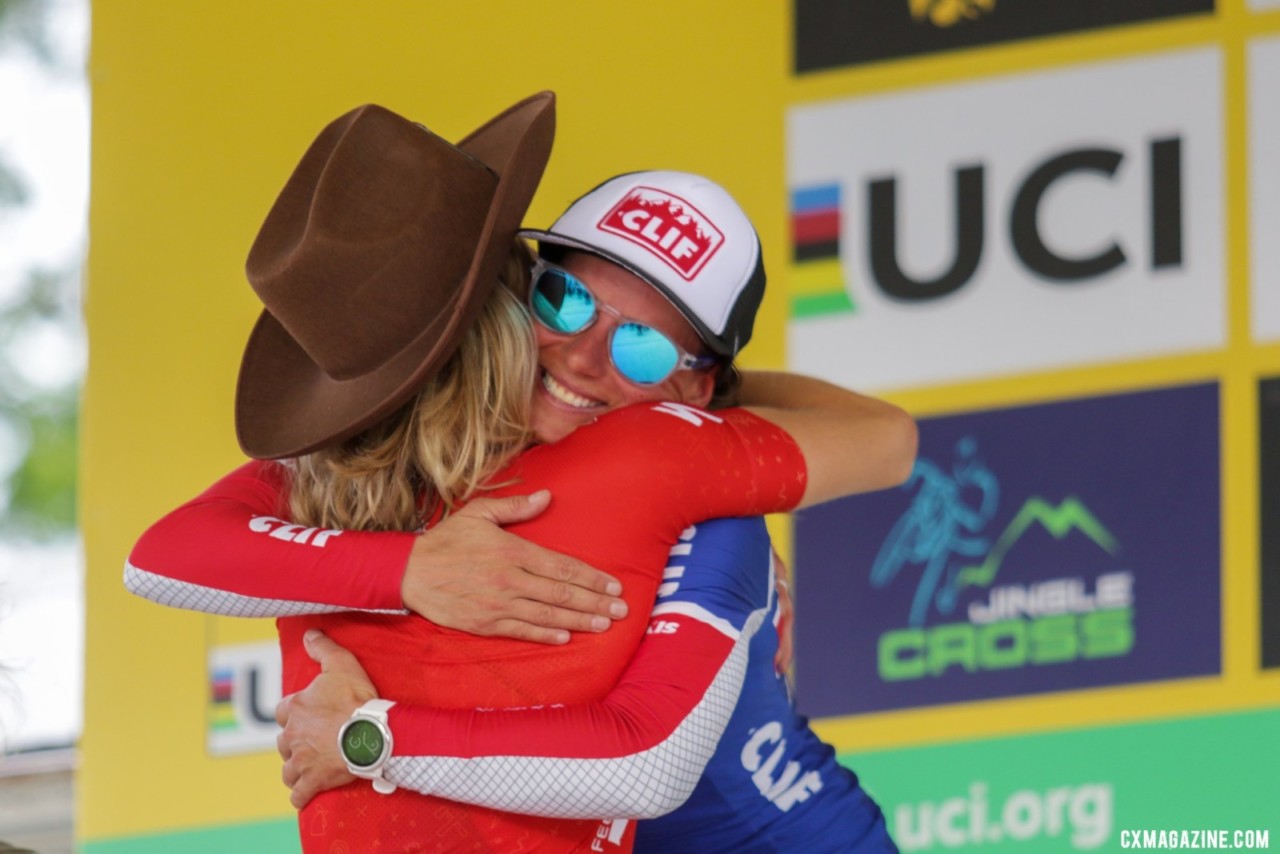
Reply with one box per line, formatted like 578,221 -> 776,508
338,698 -> 397,794
401,534 -> 432,614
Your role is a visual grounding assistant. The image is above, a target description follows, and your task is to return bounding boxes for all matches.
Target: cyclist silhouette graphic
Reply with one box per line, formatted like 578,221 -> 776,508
870,437 -> 998,627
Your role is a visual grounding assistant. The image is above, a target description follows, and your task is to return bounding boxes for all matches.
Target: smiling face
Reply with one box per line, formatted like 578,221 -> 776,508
528,251 -> 716,444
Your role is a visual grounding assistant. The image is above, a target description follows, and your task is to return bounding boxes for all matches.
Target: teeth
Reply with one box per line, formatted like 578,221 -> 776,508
542,371 -> 601,409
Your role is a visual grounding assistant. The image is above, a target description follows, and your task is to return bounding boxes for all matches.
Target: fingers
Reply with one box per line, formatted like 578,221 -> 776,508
283,758 -> 348,810
524,552 -> 624,599
456,491 -> 552,525
481,596 -> 628,644
279,736 -> 349,809
484,601 -> 610,644
275,693 -> 292,728
290,774 -> 320,811
276,728 -> 292,761
404,491 -> 629,642
303,630 -> 364,676
466,570 -> 629,643
515,570 -> 628,623
490,620 -> 571,645
282,754 -> 300,789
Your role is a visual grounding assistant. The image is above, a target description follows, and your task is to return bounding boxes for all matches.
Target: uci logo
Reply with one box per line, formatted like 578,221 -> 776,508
207,641 -> 283,756
866,137 -> 1183,302
597,187 -> 724,280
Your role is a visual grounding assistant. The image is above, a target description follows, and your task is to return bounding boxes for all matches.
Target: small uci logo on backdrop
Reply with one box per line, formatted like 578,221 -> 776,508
597,186 -> 724,280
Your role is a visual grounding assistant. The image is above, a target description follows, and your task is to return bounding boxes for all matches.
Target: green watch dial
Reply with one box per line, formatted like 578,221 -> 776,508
342,718 -> 386,768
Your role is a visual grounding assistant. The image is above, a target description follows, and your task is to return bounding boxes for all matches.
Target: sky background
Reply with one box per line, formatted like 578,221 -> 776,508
0,0 -> 88,754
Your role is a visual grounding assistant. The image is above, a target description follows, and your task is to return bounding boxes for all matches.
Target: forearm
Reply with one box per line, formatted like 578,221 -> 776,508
279,518 -> 776,814
739,370 -> 918,506
125,461 -> 413,617
381,609 -> 757,818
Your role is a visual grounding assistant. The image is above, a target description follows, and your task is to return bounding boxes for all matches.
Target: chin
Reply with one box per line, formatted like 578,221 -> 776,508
530,411 -> 584,445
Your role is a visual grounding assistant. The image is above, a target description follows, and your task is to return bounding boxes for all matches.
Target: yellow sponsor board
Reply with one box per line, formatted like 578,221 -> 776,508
85,0 -> 1280,849
84,0 -> 788,845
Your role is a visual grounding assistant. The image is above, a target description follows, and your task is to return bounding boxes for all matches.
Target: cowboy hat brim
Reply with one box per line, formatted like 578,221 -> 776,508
234,92 -> 555,460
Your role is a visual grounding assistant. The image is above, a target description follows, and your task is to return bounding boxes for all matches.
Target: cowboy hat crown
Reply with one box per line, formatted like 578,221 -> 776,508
235,92 -> 555,459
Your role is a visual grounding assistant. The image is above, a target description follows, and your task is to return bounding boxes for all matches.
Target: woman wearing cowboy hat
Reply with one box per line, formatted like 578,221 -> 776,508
127,93 -> 911,852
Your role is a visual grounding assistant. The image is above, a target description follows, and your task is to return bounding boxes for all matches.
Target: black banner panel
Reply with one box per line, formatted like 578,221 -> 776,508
794,0 -> 1216,73
1260,378 -> 1280,669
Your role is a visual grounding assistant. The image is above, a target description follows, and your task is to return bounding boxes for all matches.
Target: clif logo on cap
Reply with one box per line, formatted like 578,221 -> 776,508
597,187 -> 724,281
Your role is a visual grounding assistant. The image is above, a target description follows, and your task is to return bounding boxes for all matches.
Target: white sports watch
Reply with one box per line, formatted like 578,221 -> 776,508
337,698 -> 397,794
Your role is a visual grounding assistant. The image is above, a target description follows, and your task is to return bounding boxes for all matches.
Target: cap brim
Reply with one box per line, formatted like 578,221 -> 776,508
518,227 -> 733,357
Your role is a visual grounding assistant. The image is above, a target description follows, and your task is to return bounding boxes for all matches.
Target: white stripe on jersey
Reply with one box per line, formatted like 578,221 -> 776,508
123,561 -> 406,618
650,600 -> 740,640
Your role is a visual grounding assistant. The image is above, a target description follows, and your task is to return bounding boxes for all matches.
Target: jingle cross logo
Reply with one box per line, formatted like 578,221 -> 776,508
792,383 -> 1221,715
871,438 -> 1135,682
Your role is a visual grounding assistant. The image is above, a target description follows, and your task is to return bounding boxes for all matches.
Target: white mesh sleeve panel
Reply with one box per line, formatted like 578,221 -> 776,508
385,604 -> 766,819
123,561 -> 406,618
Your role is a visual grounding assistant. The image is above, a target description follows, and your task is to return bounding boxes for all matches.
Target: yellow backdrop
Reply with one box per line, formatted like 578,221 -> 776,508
83,0 -> 1280,849
83,1 -> 791,845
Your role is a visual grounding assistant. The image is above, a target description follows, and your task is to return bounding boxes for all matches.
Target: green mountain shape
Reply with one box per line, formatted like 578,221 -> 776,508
954,496 -> 1118,592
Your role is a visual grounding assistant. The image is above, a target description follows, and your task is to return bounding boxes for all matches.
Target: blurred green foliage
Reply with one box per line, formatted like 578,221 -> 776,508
0,0 -> 81,541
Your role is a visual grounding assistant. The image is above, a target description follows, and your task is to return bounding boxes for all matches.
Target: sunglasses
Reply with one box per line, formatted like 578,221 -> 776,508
528,259 -> 717,386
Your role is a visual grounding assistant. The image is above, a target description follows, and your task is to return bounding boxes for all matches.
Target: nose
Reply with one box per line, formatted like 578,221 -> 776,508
560,318 -> 613,379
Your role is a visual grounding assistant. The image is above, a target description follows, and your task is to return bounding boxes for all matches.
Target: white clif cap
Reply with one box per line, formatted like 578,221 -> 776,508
520,170 -> 766,357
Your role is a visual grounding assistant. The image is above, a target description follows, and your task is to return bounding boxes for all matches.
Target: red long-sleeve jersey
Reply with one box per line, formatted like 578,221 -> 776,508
127,403 -> 806,853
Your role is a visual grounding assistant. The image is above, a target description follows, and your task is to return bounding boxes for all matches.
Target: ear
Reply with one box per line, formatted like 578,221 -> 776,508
672,366 -> 716,407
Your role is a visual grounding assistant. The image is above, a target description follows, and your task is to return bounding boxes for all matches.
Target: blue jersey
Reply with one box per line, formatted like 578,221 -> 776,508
636,517 -> 897,853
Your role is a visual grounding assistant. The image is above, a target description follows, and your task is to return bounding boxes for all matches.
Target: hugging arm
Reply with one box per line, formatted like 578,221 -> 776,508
124,461 -> 627,642
278,517 -> 778,817
739,370 -> 918,507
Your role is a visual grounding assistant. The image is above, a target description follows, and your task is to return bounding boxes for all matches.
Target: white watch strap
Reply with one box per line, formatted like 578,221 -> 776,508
360,698 -> 396,719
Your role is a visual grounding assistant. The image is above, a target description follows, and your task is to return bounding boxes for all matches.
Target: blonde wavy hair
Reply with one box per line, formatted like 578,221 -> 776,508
288,242 -> 537,532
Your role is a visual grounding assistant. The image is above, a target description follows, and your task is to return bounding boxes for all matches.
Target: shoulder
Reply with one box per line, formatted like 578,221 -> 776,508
587,402 -> 786,443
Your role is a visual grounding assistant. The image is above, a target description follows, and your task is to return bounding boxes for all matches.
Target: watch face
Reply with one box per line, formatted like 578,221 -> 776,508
342,718 -> 386,768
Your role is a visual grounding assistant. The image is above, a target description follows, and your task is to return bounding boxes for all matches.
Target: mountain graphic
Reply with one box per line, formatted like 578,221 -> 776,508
954,496 -> 1118,592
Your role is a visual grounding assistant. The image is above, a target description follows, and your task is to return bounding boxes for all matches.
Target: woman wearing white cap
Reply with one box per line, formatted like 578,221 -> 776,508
127,94 -> 911,852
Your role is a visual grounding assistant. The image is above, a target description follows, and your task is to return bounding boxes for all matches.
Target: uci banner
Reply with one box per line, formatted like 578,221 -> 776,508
786,48 -> 1224,393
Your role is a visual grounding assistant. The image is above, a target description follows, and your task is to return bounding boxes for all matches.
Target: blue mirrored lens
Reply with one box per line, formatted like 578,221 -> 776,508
612,322 -> 679,385
531,270 -> 595,334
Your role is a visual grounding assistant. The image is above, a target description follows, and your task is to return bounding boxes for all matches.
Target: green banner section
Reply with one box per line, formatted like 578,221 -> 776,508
82,817 -> 299,854
82,708 -> 1278,852
844,707 -> 1280,851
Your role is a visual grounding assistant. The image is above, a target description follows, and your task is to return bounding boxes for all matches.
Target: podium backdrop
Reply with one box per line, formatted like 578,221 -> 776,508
83,2 -> 1279,850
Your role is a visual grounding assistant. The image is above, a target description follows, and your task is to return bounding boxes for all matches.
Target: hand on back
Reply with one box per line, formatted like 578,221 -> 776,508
402,490 -> 628,644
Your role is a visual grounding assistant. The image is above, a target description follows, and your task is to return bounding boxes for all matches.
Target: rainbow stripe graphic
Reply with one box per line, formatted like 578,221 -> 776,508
790,183 -> 855,318
209,667 -> 238,732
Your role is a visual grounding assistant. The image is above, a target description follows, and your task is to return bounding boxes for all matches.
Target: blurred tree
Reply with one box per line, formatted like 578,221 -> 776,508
0,0 -> 40,206
0,0 -> 81,541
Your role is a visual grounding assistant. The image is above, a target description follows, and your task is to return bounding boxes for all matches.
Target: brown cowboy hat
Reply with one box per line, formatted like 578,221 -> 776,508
235,92 -> 555,459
